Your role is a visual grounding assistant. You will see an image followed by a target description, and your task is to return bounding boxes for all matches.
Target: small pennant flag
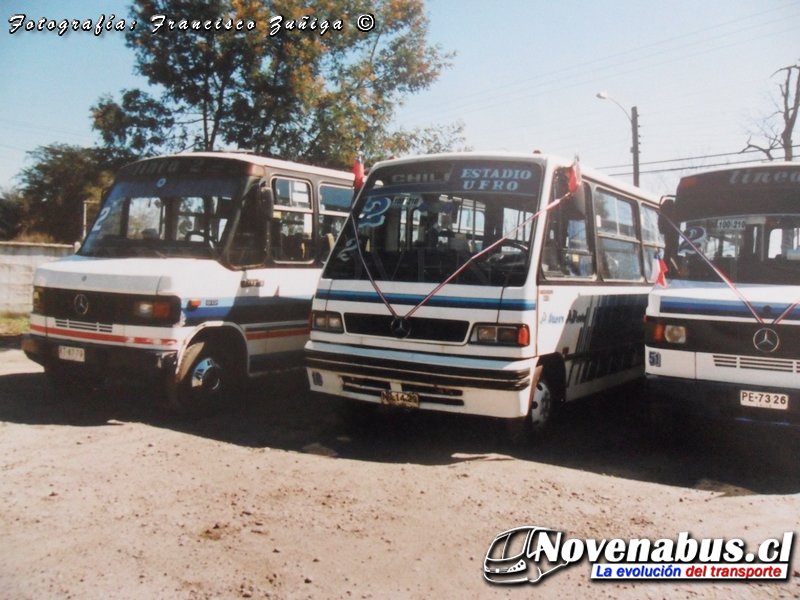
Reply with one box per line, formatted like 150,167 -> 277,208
653,250 -> 668,287
567,154 -> 582,194
352,152 -> 365,190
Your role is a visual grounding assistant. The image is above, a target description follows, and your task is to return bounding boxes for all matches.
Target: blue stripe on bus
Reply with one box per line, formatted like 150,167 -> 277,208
316,289 -> 536,311
182,295 -> 313,325
661,297 -> 800,321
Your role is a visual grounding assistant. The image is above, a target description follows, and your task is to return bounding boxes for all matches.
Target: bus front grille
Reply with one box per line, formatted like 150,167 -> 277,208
55,318 -> 114,334
713,354 -> 797,373
344,313 -> 470,343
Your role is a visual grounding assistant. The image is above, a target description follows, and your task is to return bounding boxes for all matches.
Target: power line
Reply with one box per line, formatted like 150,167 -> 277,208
597,145 -> 800,170
608,153 -> 798,177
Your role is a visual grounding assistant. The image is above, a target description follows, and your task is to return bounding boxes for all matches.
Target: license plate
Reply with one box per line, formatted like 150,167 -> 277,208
381,390 -> 419,408
740,390 -> 789,410
58,345 -> 85,363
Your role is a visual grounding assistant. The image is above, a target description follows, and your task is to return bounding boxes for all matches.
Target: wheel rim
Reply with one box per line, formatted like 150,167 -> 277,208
190,357 -> 223,394
530,379 -> 552,428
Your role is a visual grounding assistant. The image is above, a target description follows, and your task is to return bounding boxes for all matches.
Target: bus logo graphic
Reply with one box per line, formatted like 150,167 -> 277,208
753,328 -> 780,353
390,317 -> 411,339
484,526 -> 572,584
73,294 -> 89,316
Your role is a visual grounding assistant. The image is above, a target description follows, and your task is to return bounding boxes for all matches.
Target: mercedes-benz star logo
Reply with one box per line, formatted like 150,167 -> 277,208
73,293 -> 89,316
753,328 -> 779,353
390,317 -> 411,339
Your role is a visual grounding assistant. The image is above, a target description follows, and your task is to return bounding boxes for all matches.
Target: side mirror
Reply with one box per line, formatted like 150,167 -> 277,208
563,186 -> 586,218
658,197 -> 675,235
659,197 -> 679,270
258,182 -> 274,222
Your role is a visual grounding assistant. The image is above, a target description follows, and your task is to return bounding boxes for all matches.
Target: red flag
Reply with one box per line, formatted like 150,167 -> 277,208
567,155 -> 582,194
653,250 -> 668,287
352,153 -> 365,190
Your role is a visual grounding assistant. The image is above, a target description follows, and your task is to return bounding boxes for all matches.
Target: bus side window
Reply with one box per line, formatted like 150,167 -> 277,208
542,182 -> 595,279
318,184 -> 351,261
595,189 -> 644,281
271,178 -> 314,262
641,204 -> 665,282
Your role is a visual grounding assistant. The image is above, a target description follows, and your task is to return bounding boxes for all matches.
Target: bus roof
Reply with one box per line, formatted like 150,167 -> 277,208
119,151 -> 355,182
674,162 -> 800,222
366,151 -> 661,203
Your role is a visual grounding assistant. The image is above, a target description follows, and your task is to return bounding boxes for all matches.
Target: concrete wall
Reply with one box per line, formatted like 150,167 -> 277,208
0,242 -> 74,314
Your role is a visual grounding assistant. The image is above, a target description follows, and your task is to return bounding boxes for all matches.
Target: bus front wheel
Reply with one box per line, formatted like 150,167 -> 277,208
507,373 -> 560,445
168,340 -> 236,414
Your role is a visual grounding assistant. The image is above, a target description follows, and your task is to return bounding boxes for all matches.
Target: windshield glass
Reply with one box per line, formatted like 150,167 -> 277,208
324,160 -> 543,287
80,176 -> 244,258
675,214 -> 800,285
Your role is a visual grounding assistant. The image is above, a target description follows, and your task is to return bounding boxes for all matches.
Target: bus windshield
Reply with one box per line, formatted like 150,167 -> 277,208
324,160 -> 543,287
80,175 -> 245,259
676,213 -> 800,285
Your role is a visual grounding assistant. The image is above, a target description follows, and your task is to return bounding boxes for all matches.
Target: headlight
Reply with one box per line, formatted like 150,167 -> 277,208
664,325 -> 687,344
471,324 -> 530,346
311,311 -> 344,333
645,319 -> 686,345
133,298 -> 177,320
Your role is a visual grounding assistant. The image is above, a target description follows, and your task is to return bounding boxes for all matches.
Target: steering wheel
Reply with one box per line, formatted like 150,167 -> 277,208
184,230 -> 216,249
481,239 -> 529,260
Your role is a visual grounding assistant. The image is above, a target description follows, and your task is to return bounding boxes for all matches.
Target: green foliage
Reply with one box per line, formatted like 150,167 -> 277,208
0,188 -> 26,241
16,145 -> 123,244
92,0 -> 465,168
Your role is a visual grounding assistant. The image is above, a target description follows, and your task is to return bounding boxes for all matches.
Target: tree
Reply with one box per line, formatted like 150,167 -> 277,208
0,188 -> 26,241
744,61 -> 800,161
16,145 -> 119,244
92,0 -> 462,169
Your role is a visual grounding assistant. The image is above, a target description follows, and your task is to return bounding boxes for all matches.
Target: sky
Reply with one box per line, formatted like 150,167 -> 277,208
0,0 -> 798,197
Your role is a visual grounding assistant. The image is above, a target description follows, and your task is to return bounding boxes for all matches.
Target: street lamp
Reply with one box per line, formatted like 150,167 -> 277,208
596,92 -> 640,187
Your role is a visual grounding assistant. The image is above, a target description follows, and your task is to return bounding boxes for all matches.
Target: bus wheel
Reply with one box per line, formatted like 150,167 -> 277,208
529,376 -> 556,433
508,374 -> 559,445
169,341 -> 235,414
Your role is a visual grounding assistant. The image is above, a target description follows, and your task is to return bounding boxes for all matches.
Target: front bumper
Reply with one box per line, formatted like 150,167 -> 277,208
647,374 -> 800,426
305,341 -> 535,419
23,333 -> 178,379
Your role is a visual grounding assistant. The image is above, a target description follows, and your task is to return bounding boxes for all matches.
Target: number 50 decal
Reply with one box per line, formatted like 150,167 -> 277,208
359,197 -> 391,228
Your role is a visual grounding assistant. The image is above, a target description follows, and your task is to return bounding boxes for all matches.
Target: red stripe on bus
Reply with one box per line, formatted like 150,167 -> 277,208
246,327 -> 310,341
31,323 -> 177,346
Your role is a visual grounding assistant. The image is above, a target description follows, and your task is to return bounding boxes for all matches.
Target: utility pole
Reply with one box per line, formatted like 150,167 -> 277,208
596,92 -> 641,187
631,106 -> 640,187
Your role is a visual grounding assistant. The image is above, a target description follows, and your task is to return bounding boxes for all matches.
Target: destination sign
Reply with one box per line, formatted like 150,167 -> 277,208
372,160 -> 541,195
117,156 -> 258,179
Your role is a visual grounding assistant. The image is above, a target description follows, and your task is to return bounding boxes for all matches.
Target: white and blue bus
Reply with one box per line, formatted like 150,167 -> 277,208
305,152 -> 663,438
646,162 -> 800,428
22,151 -> 353,411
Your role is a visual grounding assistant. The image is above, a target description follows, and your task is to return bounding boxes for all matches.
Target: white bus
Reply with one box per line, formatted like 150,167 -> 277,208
646,162 -> 800,428
305,152 -> 663,438
22,151 -> 353,412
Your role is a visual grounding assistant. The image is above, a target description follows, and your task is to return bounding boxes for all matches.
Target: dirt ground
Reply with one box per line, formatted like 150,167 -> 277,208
1,340 -> 800,600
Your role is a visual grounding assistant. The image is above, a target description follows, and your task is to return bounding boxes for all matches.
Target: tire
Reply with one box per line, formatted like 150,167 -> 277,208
167,340 -> 238,414
507,373 -> 561,445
